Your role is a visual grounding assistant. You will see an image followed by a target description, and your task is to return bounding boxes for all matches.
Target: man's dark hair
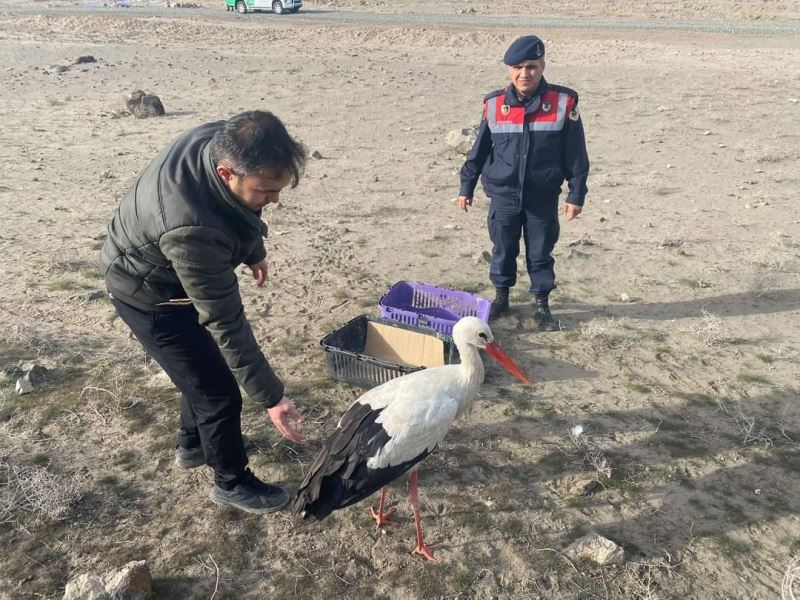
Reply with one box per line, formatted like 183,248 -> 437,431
209,110 -> 307,187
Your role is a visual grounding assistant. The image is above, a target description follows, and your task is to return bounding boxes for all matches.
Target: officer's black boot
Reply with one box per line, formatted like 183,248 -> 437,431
489,288 -> 510,321
533,293 -> 559,332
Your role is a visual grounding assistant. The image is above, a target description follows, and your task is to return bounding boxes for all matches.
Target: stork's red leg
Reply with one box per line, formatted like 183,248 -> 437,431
408,468 -> 438,561
369,487 -> 397,530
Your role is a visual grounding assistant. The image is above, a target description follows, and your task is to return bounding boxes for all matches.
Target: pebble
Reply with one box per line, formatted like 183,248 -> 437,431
566,248 -> 590,260
72,289 -> 105,302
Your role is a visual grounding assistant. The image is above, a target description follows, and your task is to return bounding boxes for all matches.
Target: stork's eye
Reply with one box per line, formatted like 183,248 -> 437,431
478,332 -> 488,340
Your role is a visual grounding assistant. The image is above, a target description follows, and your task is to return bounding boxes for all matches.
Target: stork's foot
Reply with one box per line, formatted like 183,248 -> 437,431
369,506 -> 397,529
411,541 -> 440,562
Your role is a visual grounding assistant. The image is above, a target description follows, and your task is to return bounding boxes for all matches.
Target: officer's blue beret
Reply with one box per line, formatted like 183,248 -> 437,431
503,35 -> 545,65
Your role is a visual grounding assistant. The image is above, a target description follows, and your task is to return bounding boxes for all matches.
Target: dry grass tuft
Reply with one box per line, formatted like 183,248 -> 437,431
688,309 -> 734,347
768,231 -> 798,250
0,319 -> 59,357
783,557 -> 800,600
744,231 -> 797,274
746,270 -> 779,299
713,396 -> 793,448
623,553 -> 683,600
657,237 -> 684,249
75,343 -> 154,423
568,424 -> 612,480
0,304 -> 120,367
578,317 -> 636,352
0,461 -> 90,524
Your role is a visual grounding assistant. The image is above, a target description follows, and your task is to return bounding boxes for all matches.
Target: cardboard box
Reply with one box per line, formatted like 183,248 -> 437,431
363,320 -> 446,368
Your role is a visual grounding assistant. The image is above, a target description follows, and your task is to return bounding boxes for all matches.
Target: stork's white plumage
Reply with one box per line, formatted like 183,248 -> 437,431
293,316 -> 531,560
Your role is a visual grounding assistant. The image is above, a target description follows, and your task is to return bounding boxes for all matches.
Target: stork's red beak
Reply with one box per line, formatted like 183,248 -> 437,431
484,341 -> 533,385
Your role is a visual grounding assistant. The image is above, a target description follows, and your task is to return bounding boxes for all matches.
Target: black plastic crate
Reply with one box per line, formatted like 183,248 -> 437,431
320,315 -> 459,389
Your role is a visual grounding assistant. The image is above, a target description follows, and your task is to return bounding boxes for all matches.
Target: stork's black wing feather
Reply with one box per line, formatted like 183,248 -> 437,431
292,401 -> 430,520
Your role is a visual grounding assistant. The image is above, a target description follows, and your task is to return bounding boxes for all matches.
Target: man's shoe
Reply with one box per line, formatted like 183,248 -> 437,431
175,434 -> 254,469
533,293 -> 560,332
489,288 -> 510,321
209,472 -> 290,514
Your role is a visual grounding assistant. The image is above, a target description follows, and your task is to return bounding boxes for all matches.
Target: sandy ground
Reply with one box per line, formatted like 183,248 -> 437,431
1,3 -> 799,599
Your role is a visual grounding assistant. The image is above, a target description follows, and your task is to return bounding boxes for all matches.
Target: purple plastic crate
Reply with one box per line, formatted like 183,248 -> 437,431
379,281 -> 491,336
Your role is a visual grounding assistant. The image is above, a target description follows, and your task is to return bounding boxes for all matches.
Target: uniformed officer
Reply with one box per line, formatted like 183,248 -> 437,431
458,35 -> 590,329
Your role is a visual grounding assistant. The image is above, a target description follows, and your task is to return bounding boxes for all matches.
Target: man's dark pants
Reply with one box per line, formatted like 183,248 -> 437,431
111,297 -> 247,490
487,194 -> 560,294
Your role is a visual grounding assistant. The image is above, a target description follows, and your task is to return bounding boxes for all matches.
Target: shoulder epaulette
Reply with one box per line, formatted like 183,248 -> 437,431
483,89 -> 505,103
548,83 -> 579,101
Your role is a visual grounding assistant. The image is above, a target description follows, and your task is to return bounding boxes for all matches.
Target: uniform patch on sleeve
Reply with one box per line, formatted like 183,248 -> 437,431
568,106 -> 580,121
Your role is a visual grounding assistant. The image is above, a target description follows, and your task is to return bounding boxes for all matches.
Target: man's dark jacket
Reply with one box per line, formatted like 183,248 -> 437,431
100,121 -> 284,407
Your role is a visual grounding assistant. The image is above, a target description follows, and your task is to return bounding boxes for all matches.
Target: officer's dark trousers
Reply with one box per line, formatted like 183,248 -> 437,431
487,195 -> 560,294
111,297 -> 247,490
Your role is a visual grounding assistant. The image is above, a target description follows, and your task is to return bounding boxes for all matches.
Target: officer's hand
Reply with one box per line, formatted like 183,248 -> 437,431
248,259 -> 269,287
267,396 -> 304,443
458,196 -> 473,213
564,203 -> 582,221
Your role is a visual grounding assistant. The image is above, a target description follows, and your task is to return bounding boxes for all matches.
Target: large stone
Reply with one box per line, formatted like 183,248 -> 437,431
4,365 -> 25,379
62,561 -> 152,600
15,378 -> 34,395
62,574 -> 109,600
125,90 -> 146,112
472,250 -> 492,266
22,363 -> 49,384
132,95 -> 165,118
446,126 -> 478,155
125,91 -> 165,118
565,532 -> 625,566
103,560 -> 152,599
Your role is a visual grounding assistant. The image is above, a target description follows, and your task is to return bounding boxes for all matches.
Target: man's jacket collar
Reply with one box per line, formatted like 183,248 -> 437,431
201,143 -> 268,238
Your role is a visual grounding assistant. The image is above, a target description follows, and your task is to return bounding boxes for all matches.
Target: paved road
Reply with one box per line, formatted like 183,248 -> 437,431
2,3 -> 800,35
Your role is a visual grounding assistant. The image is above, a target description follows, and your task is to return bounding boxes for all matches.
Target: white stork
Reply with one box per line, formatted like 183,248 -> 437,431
293,316 -> 531,561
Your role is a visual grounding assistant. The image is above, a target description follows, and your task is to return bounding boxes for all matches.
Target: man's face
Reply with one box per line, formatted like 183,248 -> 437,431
508,59 -> 545,97
216,165 -> 292,211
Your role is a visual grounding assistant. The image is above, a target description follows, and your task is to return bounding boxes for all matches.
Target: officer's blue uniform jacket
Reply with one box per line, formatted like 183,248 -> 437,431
459,78 -> 589,207
459,78 -> 590,294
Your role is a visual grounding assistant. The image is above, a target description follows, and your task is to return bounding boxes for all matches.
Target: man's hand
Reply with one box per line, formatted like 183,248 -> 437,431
248,259 -> 269,287
458,196 -> 473,213
564,203 -> 583,221
267,396 -> 304,443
